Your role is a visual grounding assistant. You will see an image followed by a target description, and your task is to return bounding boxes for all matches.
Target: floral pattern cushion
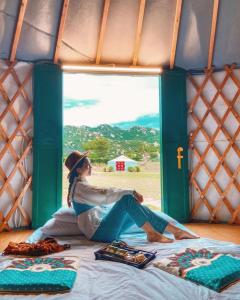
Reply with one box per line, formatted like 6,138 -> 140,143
0,256 -> 80,293
154,248 -> 240,292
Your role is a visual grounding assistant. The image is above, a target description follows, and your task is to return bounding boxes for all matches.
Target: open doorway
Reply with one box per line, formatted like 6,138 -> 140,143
63,74 -> 161,210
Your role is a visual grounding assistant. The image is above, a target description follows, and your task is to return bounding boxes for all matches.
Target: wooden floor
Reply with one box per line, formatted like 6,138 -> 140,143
0,229 -> 33,252
186,223 -> 240,244
0,224 -> 239,251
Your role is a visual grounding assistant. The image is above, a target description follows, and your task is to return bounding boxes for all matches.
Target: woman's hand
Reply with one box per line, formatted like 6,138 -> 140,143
133,190 -> 144,203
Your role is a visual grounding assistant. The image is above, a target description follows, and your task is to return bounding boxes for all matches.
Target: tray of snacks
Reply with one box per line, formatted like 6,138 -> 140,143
94,241 -> 156,269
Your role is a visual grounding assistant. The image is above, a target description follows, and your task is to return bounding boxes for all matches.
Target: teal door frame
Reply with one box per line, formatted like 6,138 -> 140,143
32,63 -> 63,229
32,66 -> 189,228
159,68 -> 190,223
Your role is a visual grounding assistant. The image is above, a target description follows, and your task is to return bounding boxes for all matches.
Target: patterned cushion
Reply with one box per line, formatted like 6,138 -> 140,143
41,218 -> 83,236
154,248 -> 240,292
53,207 -> 77,224
0,256 -> 80,293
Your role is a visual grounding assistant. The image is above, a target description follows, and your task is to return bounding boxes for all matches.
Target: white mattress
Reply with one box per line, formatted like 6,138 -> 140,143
1,232 -> 240,300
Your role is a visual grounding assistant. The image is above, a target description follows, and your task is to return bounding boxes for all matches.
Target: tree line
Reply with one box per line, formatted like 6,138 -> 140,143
82,137 -> 159,163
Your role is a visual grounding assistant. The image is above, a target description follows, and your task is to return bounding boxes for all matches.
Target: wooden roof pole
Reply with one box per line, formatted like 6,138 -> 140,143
10,0 -> 28,62
96,0 -> 111,64
54,0 -> 70,64
169,0 -> 182,69
132,0 -> 146,66
208,0 -> 219,70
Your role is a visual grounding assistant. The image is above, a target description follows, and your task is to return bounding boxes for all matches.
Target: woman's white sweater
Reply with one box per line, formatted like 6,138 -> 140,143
70,177 -> 134,239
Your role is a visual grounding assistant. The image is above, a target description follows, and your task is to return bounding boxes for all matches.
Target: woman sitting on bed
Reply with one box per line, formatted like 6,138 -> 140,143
65,151 -> 197,243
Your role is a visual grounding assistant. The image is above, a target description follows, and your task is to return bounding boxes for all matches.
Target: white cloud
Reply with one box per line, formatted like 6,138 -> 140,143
63,74 -> 159,127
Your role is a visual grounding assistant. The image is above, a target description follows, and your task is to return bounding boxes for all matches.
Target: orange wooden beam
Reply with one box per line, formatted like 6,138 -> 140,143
207,0 -> 219,69
169,0 -> 182,69
132,0 -> 146,66
170,0 -> 182,69
54,0 -> 70,64
10,0 -> 28,62
96,0 -> 111,64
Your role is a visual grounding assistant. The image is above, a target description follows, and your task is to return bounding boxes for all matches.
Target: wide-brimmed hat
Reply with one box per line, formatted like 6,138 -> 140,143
65,150 -> 89,175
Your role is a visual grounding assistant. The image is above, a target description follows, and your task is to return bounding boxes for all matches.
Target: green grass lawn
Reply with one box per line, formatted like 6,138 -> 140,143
62,163 -> 161,209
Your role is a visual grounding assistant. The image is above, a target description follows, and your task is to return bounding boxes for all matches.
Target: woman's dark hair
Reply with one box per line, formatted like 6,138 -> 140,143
67,156 -> 88,202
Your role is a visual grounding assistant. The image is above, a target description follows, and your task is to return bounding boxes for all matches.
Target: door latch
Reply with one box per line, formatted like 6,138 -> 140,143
177,147 -> 183,169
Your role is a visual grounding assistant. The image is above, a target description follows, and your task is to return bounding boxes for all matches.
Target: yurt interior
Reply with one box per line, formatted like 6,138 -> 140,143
0,0 -> 240,298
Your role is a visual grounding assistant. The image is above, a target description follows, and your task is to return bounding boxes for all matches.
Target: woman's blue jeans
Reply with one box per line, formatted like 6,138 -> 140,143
91,194 -> 169,242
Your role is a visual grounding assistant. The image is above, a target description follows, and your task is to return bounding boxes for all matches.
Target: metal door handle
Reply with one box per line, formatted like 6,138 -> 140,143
177,147 -> 183,169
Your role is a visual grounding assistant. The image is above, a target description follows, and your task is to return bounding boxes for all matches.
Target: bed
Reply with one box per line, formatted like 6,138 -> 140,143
0,229 -> 240,300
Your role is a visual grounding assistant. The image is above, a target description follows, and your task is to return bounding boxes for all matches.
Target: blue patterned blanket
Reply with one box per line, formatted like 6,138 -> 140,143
0,256 -> 80,294
154,248 -> 240,292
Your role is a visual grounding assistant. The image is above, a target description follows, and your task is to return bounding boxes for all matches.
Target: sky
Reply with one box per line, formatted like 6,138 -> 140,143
63,74 -> 159,127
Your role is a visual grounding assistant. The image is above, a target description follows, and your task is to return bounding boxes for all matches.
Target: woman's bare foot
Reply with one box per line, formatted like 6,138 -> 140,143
142,222 -> 173,243
174,229 -> 199,240
147,232 -> 173,243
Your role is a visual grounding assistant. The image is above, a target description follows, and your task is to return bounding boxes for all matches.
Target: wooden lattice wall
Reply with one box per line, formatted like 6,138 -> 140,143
0,60 -> 33,232
188,65 -> 240,224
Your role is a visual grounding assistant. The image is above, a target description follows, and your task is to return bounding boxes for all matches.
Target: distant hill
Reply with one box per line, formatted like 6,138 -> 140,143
64,124 -> 160,161
112,113 -> 160,129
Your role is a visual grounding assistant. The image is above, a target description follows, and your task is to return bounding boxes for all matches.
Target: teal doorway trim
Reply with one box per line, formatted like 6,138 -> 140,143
32,63 -> 63,229
32,66 -> 189,228
159,68 -> 190,223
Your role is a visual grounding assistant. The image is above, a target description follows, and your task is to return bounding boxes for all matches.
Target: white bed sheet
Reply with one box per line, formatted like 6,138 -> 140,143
1,233 -> 240,300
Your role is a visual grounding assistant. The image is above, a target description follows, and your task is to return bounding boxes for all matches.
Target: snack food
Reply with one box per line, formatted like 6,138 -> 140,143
94,240 -> 156,269
105,245 -> 128,257
134,253 -> 146,263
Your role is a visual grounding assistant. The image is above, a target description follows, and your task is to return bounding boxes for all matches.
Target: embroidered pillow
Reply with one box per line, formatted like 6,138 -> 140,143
154,248 -> 240,292
41,218 -> 83,236
0,256 -> 80,293
53,207 -> 77,223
